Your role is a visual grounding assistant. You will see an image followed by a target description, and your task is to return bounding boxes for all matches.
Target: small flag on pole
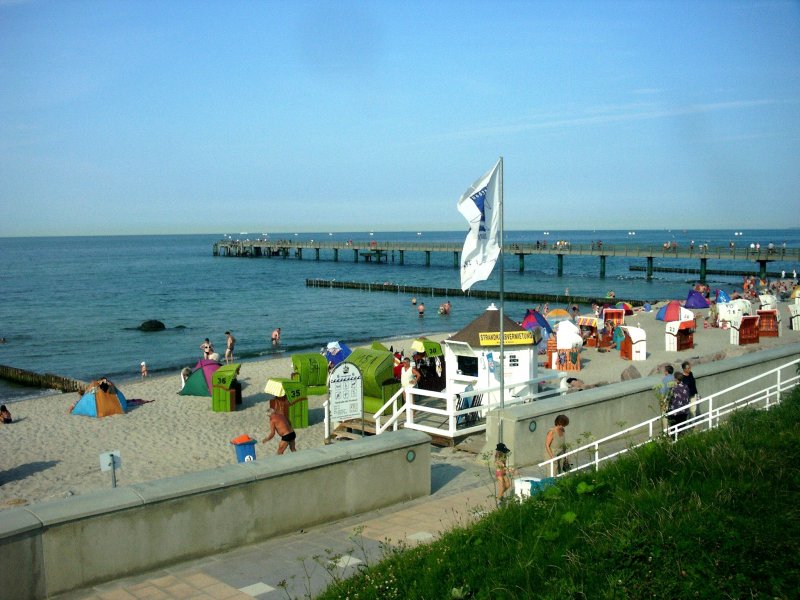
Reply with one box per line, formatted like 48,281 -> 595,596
457,159 -> 502,291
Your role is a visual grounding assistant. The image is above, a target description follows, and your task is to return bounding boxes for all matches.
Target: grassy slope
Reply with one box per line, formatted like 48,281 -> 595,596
319,388 -> 800,600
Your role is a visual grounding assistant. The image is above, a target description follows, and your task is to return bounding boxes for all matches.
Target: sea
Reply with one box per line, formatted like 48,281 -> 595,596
1,229 -> 798,403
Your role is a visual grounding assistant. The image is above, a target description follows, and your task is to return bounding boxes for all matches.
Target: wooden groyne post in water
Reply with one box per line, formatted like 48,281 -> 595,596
0,365 -> 88,393
305,279 -> 645,306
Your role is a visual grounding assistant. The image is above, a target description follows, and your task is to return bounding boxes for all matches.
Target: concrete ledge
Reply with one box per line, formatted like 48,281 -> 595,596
0,429 -> 431,599
487,342 -> 800,469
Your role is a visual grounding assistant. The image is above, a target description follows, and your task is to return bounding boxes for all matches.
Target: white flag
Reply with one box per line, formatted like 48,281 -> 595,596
457,159 -> 502,291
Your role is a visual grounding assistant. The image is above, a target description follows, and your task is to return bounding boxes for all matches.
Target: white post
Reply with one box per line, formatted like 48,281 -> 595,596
498,156 -> 505,442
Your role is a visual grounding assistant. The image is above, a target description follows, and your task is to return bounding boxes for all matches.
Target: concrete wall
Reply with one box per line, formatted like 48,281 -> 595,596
486,343 -> 800,470
0,430 -> 431,600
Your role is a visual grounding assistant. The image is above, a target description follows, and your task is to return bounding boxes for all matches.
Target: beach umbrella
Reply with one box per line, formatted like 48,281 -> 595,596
545,308 -> 571,324
716,289 -> 731,303
614,301 -> 634,315
521,309 -> 552,334
655,301 -> 683,322
324,341 -> 352,366
791,286 -> 800,299
411,337 -> 443,357
264,378 -> 305,398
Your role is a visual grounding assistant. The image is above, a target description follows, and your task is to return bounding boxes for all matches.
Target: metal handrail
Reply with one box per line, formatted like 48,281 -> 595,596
538,357 -> 800,477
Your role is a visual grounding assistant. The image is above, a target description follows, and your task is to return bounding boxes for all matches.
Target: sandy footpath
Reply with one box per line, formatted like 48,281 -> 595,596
2,304 -> 798,509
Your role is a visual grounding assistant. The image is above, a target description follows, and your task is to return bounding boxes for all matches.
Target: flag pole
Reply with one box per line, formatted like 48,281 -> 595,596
498,156 -> 505,442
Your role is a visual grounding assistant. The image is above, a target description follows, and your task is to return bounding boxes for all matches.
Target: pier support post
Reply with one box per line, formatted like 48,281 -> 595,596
646,257 -> 653,279
758,259 -> 768,280
333,248 -> 338,262
400,250 -> 404,265
425,251 -> 431,267
315,248 -> 320,261
297,248 -> 302,260
518,253 -> 524,272
453,252 -> 459,268
699,258 -> 707,283
599,255 -> 606,278
557,254 -> 564,276
353,249 -> 359,262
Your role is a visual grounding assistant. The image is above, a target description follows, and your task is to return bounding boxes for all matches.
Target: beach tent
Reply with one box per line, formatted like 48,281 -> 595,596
655,301 -> 691,322
716,289 -> 731,303
179,359 -> 222,396
522,309 -> 553,334
72,379 -> 127,417
684,290 -> 710,309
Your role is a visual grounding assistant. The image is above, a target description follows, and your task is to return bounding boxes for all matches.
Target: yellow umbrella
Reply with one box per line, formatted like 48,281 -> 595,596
790,285 -> 800,299
264,378 -> 306,399
411,337 -> 443,357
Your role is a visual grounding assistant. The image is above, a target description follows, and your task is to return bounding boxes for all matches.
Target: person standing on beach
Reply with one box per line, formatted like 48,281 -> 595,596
225,331 -> 235,364
271,328 -> 281,345
263,407 -> 296,454
200,338 -> 213,360
140,361 -> 148,379
400,357 -> 421,401
681,361 -> 700,417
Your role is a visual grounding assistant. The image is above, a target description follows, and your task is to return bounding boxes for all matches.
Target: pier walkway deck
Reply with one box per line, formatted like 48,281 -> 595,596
214,239 -> 798,281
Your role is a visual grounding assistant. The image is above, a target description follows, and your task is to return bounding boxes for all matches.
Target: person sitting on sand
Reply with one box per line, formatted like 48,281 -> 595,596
262,407 -> 296,455
1,404 -> 12,424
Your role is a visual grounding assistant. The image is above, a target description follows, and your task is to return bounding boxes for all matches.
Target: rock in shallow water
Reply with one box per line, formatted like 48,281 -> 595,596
139,320 -> 166,331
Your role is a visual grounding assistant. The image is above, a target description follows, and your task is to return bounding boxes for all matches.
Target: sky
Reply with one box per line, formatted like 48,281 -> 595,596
1,0 -> 799,237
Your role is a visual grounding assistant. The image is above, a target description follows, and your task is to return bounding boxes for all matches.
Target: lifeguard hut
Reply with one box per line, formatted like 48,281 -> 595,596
444,304 -> 548,407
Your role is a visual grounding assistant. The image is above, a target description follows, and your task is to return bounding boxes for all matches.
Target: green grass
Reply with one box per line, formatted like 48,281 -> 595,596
317,388 -> 800,600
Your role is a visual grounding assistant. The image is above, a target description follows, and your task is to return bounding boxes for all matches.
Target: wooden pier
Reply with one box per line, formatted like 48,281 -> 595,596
214,239 -> 798,282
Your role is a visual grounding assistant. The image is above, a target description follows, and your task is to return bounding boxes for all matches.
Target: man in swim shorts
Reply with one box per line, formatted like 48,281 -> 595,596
262,407 -> 296,454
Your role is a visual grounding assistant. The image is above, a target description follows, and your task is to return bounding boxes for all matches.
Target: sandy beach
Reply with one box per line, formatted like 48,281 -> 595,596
2,302 -> 799,509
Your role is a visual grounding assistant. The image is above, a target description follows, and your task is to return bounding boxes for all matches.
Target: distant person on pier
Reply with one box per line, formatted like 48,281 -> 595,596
271,328 -> 281,345
225,331 -> 236,363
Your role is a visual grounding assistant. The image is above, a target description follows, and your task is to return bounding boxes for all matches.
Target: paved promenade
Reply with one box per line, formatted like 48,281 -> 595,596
55,449 -> 513,600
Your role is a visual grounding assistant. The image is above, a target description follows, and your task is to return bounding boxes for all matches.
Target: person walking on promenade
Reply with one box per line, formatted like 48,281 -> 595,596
400,357 -> 421,401
263,408 -> 296,455
668,372 -> 691,431
494,442 -> 513,505
681,361 -> 700,418
545,415 -> 570,475
225,331 -> 236,364
200,338 -> 213,360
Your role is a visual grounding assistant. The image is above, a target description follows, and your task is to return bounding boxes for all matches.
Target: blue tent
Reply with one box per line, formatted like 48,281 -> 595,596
685,290 -> 710,309
716,289 -> 731,303
72,379 -> 127,418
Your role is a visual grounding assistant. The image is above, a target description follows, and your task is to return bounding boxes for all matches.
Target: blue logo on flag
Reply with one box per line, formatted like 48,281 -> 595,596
470,187 -> 488,233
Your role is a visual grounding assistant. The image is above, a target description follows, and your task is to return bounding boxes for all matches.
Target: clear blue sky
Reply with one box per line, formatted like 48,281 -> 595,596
1,0 -> 799,236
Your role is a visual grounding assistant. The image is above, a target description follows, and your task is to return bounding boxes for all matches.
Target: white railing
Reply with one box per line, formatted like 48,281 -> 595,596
372,376 -> 564,440
538,357 -> 800,478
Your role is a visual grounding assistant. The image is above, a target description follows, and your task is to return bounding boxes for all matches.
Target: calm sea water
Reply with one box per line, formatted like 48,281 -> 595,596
1,229 -> 797,401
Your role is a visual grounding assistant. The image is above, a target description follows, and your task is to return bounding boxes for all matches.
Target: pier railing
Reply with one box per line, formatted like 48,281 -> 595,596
214,238 -> 799,263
